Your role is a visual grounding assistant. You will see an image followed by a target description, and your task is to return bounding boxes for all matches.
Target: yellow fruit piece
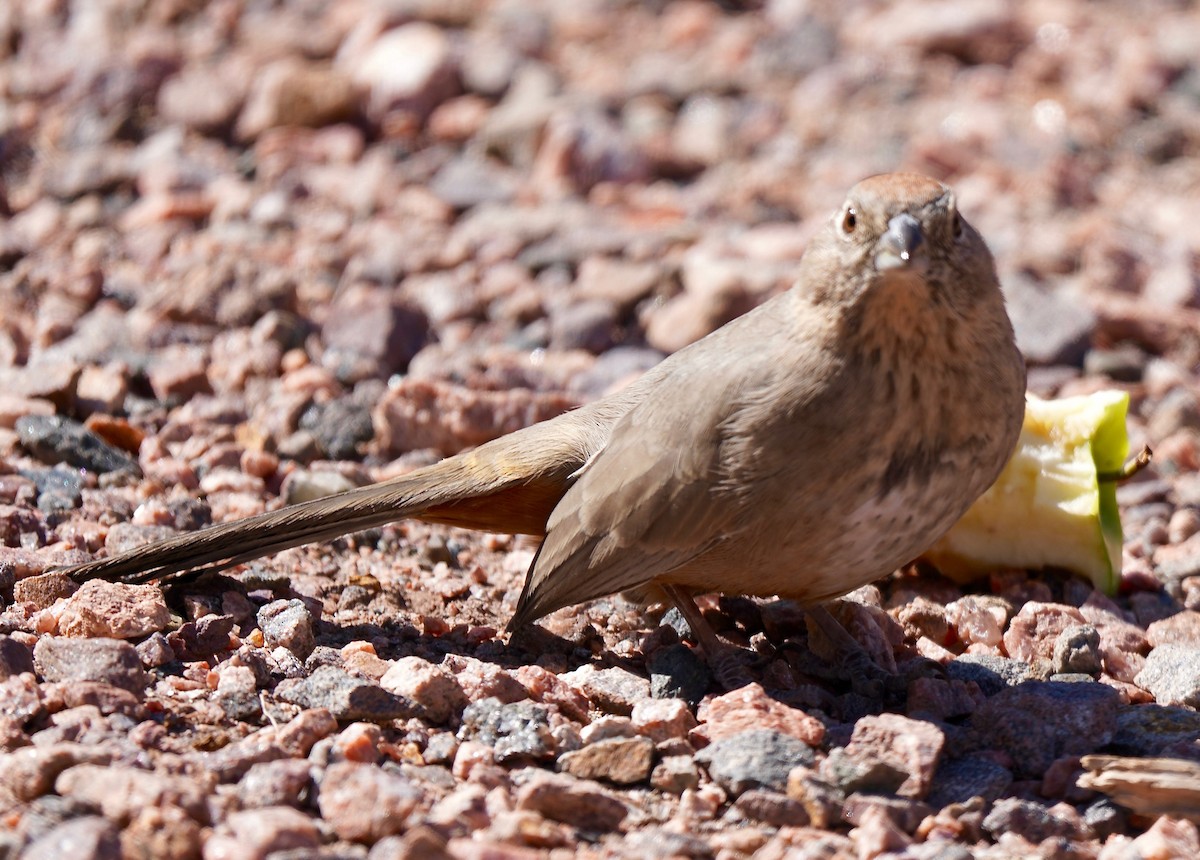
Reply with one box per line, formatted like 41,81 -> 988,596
923,390 -> 1130,594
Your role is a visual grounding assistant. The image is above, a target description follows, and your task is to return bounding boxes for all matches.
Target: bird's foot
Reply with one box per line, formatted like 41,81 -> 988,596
659,583 -> 759,692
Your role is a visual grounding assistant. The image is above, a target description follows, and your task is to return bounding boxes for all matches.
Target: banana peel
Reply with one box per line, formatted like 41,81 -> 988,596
923,390 -> 1132,595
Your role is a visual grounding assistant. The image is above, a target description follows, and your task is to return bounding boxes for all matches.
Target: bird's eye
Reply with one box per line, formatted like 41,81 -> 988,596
840,207 -> 857,235
951,210 -> 964,240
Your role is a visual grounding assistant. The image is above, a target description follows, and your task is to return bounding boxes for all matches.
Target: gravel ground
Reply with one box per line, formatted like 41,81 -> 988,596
2,1 -> 1200,858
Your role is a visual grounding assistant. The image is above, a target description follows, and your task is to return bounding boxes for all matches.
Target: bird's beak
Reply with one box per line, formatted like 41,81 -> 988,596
874,213 -> 925,272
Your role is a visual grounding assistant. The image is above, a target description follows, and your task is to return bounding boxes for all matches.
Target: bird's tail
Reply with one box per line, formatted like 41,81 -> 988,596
62,436 -> 582,586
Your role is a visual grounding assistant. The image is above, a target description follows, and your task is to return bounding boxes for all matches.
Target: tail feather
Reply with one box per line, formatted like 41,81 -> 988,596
58,401 -> 623,589
64,473 -> 450,585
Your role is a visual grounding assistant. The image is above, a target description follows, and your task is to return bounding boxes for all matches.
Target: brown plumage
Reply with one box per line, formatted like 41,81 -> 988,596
63,173 -> 1027,642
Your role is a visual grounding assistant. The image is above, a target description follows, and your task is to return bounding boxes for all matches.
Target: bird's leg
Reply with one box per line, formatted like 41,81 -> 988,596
804,603 -> 887,698
660,583 -> 754,691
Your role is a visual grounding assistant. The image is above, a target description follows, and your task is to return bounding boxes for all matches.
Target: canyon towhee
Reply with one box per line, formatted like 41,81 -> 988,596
64,173 -> 1027,660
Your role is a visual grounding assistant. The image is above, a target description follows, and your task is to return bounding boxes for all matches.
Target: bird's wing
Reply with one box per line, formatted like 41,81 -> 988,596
507,301 -> 801,628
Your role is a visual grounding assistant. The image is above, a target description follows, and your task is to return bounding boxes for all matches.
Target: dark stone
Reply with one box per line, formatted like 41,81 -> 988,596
970,681 -> 1119,779
945,654 -> 1032,696
19,466 -> 85,512
926,755 -> 1013,808
695,729 -> 815,795
648,643 -> 711,705
982,797 -> 1082,842
16,415 -> 140,476
298,397 -> 375,461
33,637 -> 148,695
459,698 -> 556,763
276,666 -> 415,724
0,634 -> 36,679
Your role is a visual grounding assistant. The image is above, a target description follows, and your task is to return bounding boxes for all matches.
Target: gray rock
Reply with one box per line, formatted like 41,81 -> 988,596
1111,703 -> 1200,755
19,466 -> 84,512
321,285 -> 429,382
647,643 -> 711,705
982,797 -> 1082,842
1082,798 -> 1127,840
945,654 -> 1032,696
821,746 -> 909,796
926,755 -> 1013,808
1052,623 -> 1103,675
695,728 -> 815,796
275,666 -> 415,724
459,698 -> 555,763
16,415 -> 139,475
258,599 -> 316,660
1135,644 -> 1200,707
429,155 -> 519,210
19,815 -> 120,860
0,635 -> 35,679
970,681 -> 1119,779
1002,274 -> 1095,366
167,614 -> 237,661
33,637 -> 147,695
298,398 -> 375,461
548,299 -> 618,354
237,760 -> 313,809
135,632 -> 176,669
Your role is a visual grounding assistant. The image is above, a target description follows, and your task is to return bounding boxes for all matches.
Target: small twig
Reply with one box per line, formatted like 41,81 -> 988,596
1097,445 -> 1153,483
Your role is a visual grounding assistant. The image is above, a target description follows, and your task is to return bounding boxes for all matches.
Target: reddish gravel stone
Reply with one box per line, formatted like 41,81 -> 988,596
204,806 -> 322,860
1146,611 -> 1200,648
317,761 -> 421,843
33,637 -> 147,695
697,683 -> 825,746
515,772 -> 629,832
558,735 -> 655,785
843,714 -> 945,800
55,764 -> 215,824
56,580 -> 170,640
380,656 -> 468,725
1002,602 -> 1088,665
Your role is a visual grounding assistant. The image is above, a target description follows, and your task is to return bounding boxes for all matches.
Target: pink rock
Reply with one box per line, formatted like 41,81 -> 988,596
560,664 -> 651,717
515,772 -> 628,831
347,23 -> 460,122
906,677 -> 984,721
75,366 -> 128,416
374,378 -> 576,457
631,697 -> 697,743
1002,602 -> 1087,664
203,806 -> 321,860
1111,815 -> 1200,860
0,394 -> 55,429
317,761 -> 420,843
380,656 -> 468,725
512,665 -> 590,722
844,714 -> 945,800
848,804 -> 912,857
236,59 -> 358,141
698,683 -> 825,746
332,722 -> 382,764
56,580 -> 170,640
55,763 -> 214,823
442,654 -> 527,703
146,344 -> 212,402
558,735 -> 655,785
13,571 -> 79,609
1146,611 -> 1200,648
